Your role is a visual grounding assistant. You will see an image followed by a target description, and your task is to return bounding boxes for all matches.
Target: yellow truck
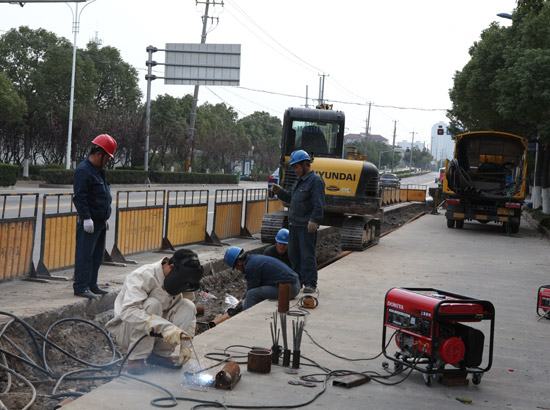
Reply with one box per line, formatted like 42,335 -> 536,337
443,131 -> 528,233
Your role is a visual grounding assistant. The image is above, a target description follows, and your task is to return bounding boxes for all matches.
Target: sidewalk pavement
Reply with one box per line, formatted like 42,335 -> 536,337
2,211 -> 547,409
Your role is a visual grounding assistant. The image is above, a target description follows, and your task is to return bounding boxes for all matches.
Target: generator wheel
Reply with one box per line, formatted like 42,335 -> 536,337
447,218 -> 455,228
472,372 -> 482,385
340,217 -> 380,251
423,373 -> 436,386
260,211 -> 287,243
455,220 -> 464,229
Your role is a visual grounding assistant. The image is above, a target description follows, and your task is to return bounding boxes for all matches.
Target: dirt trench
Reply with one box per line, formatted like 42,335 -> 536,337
0,203 -> 428,409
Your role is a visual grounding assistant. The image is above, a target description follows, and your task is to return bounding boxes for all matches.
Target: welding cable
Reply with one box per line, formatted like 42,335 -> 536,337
0,311 -> 124,401
0,362 -> 37,410
369,353 -> 424,386
302,327 -> 397,362
0,351 -> 12,394
42,317 -> 120,373
152,372 -> 331,410
0,311 -> 121,377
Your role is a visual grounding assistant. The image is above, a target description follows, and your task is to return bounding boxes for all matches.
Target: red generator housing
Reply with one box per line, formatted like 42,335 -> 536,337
537,285 -> 550,318
382,287 -> 495,386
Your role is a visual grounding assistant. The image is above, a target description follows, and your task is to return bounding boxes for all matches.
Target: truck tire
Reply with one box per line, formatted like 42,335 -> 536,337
447,218 -> 455,228
455,220 -> 464,229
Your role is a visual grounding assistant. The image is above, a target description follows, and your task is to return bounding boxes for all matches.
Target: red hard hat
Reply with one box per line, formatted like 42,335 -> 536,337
91,134 -> 117,158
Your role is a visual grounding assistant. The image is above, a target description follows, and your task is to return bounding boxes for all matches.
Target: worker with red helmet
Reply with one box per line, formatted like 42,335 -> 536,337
72,134 -> 116,299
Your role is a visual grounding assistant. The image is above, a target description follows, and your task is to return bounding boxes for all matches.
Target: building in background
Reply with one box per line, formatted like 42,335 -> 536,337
397,139 -> 425,151
430,122 -> 454,167
344,133 -> 388,144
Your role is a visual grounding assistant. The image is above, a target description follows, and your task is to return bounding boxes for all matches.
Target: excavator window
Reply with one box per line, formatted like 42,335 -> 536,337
290,121 -> 340,157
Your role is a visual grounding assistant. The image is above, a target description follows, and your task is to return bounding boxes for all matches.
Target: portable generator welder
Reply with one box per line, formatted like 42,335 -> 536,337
537,285 -> 550,318
382,287 -> 495,386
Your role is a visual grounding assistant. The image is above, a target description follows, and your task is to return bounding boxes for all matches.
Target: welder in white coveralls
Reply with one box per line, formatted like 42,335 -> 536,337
105,249 -> 203,375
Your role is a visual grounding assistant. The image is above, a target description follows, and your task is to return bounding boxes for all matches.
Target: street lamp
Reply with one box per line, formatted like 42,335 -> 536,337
65,0 -> 96,170
497,12 -> 513,19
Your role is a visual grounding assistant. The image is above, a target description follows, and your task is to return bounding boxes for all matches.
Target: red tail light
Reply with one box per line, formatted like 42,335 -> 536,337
446,199 -> 460,205
505,203 -> 520,209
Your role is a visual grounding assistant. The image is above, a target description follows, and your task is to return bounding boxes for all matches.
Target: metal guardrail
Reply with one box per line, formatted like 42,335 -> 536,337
163,189 -> 210,250
0,193 -> 39,281
111,190 -> 165,263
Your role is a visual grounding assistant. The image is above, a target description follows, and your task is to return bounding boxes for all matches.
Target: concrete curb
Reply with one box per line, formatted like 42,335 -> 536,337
522,210 -> 550,238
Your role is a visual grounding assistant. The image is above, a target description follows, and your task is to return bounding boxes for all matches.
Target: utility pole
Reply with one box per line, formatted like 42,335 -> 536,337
364,102 -> 371,157
318,73 -> 328,105
409,130 -> 416,170
187,0 -> 222,171
305,85 -> 309,108
391,120 -> 397,171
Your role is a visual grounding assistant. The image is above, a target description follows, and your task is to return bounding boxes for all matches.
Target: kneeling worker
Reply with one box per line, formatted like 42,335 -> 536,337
224,247 -> 300,310
105,249 -> 203,375
263,228 -> 291,267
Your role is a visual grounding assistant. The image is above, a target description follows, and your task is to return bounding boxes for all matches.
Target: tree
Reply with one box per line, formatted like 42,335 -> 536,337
448,1 -> 550,213
239,111 -> 282,174
196,103 -> 250,173
73,42 -> 143,167
0,72 -> 27,163
148,94 -> 191,171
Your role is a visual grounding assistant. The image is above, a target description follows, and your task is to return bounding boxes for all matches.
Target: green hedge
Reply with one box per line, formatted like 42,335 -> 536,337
0,163 -> 20,187
39,169 -> 239,185
106,170 -> 149,184
149,171 -> 237,184
40,169 -> 73,184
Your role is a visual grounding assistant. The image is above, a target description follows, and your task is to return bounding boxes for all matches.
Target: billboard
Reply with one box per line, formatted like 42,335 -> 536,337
0,1 -> 87,2
164,43 -> 240,86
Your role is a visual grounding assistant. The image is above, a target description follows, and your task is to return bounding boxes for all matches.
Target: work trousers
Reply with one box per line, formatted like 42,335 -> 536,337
288,225 -> 318,288
73,220 -> 106,294
243,279 -> 301,310
109,297 -> 196,361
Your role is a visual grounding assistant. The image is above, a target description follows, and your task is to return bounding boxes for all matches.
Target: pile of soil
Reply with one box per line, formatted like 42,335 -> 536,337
0,203 -> 428,409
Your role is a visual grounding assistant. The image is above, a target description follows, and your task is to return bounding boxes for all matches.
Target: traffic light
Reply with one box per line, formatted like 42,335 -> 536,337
437,127 -> 444,135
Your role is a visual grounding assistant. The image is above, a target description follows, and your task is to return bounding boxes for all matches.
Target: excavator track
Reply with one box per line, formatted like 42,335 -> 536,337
340,217 -> 381,251
260,211 -> 287,243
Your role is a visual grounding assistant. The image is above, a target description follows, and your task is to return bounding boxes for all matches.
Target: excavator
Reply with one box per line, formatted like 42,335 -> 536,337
261,106 -> 382,251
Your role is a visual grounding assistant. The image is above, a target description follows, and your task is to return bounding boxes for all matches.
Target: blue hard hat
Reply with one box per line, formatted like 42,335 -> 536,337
289,150 -> 311,165
275,228 -> 289,244
224,246 -> 243,268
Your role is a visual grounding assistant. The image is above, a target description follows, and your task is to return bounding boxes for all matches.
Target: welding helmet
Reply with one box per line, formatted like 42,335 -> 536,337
163,250 -> 203,296
224,247 -> 244,268
289,150 -> 311,165
91,134 -> 117,158
275,228 -> 289,244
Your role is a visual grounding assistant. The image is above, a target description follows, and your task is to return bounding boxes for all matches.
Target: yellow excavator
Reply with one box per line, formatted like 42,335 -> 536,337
261,106 -> 382,251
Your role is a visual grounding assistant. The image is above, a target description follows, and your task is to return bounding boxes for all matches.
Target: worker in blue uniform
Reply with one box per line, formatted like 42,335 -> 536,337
224,247 -> 300,310
270,150 -> 325,294
263,228 -> 291,267
72,134 -> 117,299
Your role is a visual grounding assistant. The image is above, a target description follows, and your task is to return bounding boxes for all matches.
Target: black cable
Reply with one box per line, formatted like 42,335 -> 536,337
303,327 -> 396,362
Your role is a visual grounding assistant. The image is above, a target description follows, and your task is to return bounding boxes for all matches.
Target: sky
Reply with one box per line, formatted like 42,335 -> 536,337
0,0 -> 517,149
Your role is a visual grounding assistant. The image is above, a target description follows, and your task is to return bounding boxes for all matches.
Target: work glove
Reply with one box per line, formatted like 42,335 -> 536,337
162,325 -> 192,345
177,347 -> 192,365
83,219 -> 94,234
307,221 -> 319,233
271,184 -> 283,195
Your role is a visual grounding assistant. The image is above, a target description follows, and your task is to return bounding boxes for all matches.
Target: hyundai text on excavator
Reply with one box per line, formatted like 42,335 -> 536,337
443,131 -> 528,233
261,107 -> 382,251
